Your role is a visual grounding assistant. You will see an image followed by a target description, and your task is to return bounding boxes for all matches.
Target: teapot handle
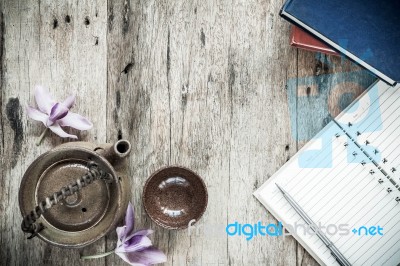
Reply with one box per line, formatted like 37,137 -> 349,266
21,161 -> 113,239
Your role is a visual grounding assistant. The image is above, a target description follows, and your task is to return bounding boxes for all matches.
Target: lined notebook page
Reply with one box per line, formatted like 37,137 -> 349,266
254,80 -> 400,266
337,82 -> 400,187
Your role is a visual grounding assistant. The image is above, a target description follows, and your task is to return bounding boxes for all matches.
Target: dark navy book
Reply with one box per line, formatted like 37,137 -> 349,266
280,0 -> 400,85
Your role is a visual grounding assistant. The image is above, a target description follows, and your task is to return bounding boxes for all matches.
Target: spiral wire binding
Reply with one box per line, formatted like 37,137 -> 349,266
21,161 -> 113,239
332,118 -> 400,203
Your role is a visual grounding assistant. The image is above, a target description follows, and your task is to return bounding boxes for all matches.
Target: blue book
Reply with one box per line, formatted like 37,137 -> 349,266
280,0 -> 400,86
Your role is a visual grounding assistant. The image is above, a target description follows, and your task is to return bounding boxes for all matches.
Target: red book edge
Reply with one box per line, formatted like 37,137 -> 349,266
290,25 -> 340,56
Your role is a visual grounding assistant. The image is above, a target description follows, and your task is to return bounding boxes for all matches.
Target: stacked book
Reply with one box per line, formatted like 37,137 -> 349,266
290,26 -> 339,56
284,0 -> 399,86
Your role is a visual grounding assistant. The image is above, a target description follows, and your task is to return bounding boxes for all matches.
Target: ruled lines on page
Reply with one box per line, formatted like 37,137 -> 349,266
255,81 -> 400,266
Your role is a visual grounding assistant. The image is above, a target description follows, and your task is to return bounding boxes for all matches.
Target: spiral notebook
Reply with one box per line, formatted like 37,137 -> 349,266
254,80 -> 400,266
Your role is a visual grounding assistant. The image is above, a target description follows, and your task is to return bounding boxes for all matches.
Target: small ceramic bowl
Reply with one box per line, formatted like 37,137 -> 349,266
142,166 -> 208,229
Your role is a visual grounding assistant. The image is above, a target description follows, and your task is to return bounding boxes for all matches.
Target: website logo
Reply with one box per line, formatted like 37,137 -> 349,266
188,220 -> 384,241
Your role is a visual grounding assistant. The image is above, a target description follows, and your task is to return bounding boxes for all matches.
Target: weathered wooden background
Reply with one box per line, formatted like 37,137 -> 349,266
0,0 -> 376,265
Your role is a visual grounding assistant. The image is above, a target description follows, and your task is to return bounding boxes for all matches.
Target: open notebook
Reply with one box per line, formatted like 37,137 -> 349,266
254,80 -> 400,266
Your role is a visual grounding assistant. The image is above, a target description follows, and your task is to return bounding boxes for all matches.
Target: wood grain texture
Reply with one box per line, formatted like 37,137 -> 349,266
0,0 -> 376,265
0,1 -> 108,265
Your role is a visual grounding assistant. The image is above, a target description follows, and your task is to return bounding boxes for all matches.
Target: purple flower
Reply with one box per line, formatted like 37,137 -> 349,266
26,85 -> 92,140
81,202 -> 167,265
115,203 -> 167,266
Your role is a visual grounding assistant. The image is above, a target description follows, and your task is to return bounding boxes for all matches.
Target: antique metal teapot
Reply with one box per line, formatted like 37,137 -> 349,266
19,140 -> 131,248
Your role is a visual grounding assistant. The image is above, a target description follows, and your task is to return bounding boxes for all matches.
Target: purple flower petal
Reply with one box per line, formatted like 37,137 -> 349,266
124,202 -> 135,239
116,252 -> 142,266
58,112 -> 93,130
117,247 -> 167,266
113,202 -> 166,265
62,94 -> 75,109
26,106 -> 48,126
116,226 -> 126,240
48,123 -> 78,139
116,225 -> 128,248
35,86 -> 55,114
48,103 -> 69,125
115,235 -> 152,253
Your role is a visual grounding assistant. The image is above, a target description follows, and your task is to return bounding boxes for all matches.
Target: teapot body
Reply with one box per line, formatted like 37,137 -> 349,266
19,140 -> 131,248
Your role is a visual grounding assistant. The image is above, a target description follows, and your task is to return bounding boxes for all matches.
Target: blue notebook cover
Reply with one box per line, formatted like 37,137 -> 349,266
280,0 -> 400,85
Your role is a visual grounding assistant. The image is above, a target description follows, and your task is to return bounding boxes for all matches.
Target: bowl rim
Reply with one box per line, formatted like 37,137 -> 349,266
142,165 -> 208,230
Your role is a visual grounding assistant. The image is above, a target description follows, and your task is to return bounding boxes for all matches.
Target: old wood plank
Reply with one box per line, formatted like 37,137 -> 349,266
225,0 -> 299,265
166,1 -> 232,265
0,0 -> 108,265
293,50 -> 376,266
105,0 -> 173,265
106,0 -> 300,265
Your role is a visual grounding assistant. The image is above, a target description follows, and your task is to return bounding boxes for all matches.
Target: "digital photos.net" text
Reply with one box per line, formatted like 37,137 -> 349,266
187,220 -> 384,241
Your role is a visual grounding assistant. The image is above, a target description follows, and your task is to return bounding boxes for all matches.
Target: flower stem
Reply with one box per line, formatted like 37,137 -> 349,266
36,128 -> 49,146
81,250 -> 115,260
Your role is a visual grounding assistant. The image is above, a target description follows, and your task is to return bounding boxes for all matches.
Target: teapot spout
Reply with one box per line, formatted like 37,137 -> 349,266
97,139 -> 131,171
113,139 -> 131,158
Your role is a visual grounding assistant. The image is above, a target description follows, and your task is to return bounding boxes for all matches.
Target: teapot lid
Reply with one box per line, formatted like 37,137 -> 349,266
19,146 -> 123,248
